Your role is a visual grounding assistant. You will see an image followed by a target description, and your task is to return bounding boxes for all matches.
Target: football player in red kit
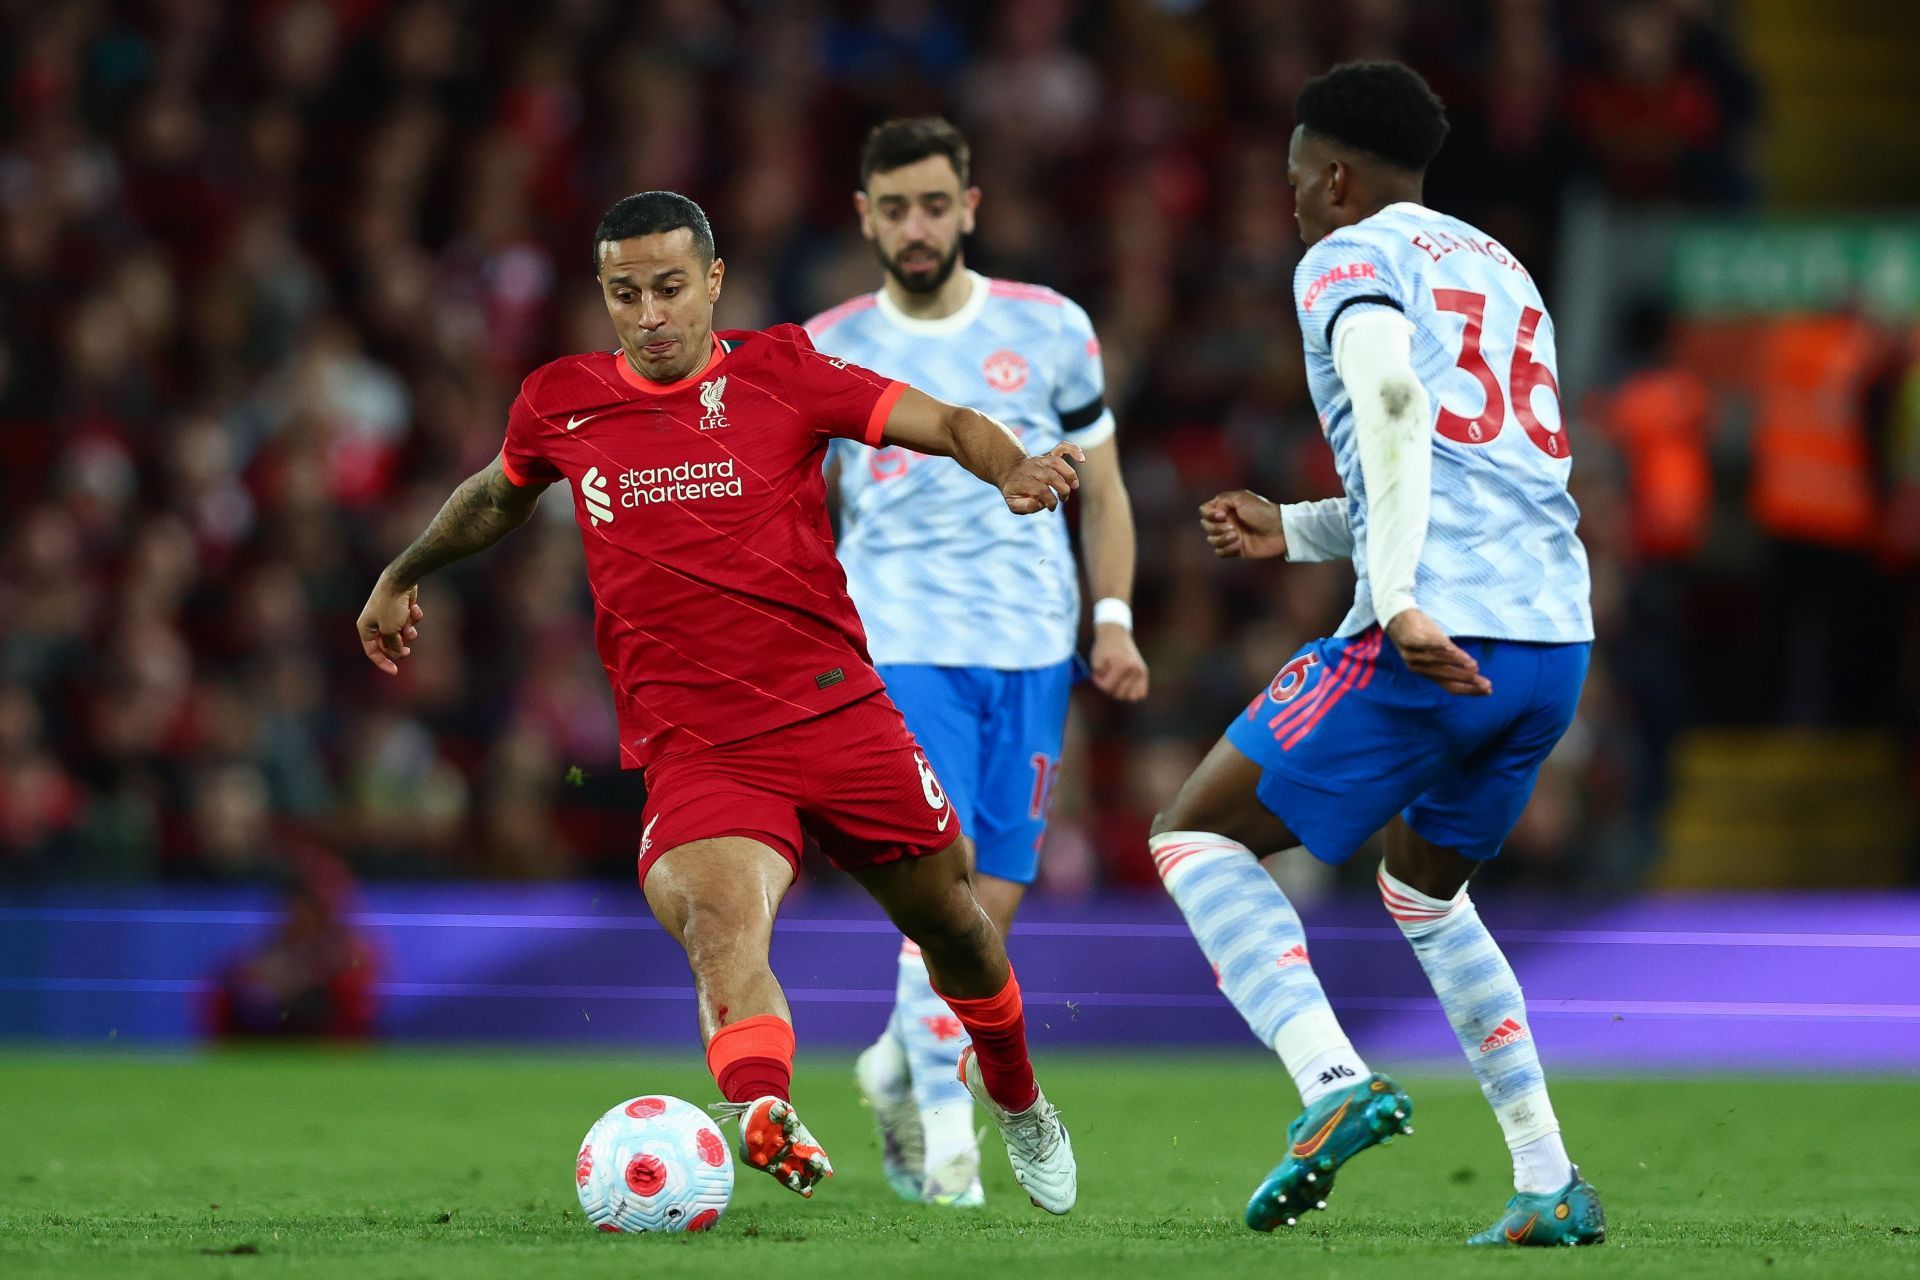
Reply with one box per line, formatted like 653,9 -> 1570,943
355,192 -> 1078,1214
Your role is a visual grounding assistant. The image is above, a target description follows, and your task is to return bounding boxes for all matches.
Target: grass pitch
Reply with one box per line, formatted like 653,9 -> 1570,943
2,1048 -> 1915,1279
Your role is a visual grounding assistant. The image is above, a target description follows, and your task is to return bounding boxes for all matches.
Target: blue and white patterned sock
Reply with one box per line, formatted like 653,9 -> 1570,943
1378,864 -> 1574,1193
1152,831 -> 1367,1104
889,942 -> 977,1170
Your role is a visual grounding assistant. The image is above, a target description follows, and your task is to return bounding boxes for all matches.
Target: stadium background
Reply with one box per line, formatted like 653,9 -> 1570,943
1,0 -> 1917,1057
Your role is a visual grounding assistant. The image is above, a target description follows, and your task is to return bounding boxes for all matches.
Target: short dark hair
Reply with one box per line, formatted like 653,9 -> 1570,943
1297,61 -> 1449,172
591,191 -> 715,273
860,116 -> 971,189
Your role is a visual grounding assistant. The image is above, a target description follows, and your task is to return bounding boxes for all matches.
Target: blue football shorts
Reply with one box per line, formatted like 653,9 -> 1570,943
1223,628 -> 1591,863
876,659 -> 1078,886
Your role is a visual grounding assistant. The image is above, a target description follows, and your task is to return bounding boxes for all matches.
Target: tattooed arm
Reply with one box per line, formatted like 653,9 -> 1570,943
356,456 -> 549,675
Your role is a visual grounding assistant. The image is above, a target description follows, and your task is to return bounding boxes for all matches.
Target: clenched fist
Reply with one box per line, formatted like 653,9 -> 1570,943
1001,442 -> 1085,515
1198,490 -> 1287,559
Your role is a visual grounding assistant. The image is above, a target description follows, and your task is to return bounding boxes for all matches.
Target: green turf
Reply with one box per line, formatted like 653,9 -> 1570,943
2,1049 -> 1915,1279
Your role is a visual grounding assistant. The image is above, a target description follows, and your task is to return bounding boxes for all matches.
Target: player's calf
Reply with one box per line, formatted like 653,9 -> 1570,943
644,836 -> 793,1039
854,841 -> 1039,1109
1151,830 -> 1371,1104
1378,863 -> 1578,1196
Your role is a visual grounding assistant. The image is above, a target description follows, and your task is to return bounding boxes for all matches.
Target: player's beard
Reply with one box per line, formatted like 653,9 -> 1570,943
880,239 -> 961,295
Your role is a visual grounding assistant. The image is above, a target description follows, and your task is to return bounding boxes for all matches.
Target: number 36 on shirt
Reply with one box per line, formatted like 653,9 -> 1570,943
1430,287 -> 1567,459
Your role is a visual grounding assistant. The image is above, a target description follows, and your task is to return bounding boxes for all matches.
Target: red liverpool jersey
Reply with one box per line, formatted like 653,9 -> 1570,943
499,323 -> 908,769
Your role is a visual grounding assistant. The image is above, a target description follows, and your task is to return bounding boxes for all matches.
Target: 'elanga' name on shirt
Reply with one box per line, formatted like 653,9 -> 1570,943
618,458 -> 743,506
1406,227 -> 1532,281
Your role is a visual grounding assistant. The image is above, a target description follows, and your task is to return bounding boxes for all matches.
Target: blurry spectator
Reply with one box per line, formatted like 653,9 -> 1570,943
1878,328 -> 1920,568
202,849 -> 379,1039
1750,314 -> 1896,726
1564,0 -> 1742,205
1425,0 -> 1575,291
0,682 -> 84,874
185,761 -> 275,879
0,0 -> 1806,892
822,0 -> 970,112
344,710 -> 470,875
1750,314 -> 1880,552
477,726 -> 572,878
961,1 -> 1100,156
1596,304 -> 1714,563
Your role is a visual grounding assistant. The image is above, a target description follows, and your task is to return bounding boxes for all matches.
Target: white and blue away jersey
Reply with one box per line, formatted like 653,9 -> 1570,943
808,270 -> 1116,668
1295,202 -> 1593,643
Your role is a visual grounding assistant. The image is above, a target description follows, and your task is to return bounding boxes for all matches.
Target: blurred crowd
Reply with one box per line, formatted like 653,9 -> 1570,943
8,0 -> 1897,895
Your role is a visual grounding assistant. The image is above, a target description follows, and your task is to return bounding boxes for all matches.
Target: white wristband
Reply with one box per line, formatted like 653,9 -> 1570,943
1092,597 -> 1133,631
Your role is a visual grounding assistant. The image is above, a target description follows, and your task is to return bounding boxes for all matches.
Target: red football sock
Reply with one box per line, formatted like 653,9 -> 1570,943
934,969 -> 1039,1113
705,1014 -> 794,1104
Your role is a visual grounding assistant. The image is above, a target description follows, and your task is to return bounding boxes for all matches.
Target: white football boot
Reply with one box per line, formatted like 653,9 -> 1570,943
919,1140 -> 985,1207
853,1038 -> 924,1201
957,1046 -> 1076,1214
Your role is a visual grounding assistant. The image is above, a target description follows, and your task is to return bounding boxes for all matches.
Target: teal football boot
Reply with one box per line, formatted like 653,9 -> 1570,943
1466,1168 -> 1606,1246
1244,1072 -> 1414,1231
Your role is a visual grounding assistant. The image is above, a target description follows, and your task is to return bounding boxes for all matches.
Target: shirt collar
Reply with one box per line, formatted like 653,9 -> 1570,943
874,269 -> 989,337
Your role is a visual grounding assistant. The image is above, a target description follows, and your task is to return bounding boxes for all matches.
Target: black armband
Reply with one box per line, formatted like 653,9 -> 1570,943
1058,396 -> 1106,434
1324,294 -> 1403,348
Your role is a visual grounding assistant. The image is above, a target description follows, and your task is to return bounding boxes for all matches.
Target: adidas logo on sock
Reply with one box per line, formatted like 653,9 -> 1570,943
1316,1064 -> 1357,1086
1478,1017 -> 1530,1053
1275,944 -> 1311,969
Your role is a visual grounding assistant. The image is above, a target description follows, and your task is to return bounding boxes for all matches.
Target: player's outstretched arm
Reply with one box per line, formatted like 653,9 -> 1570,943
1200,492 -> 1355,563
356,456 -> 548,675
1199,490 -> 1287,558
878,385 -> 1082,514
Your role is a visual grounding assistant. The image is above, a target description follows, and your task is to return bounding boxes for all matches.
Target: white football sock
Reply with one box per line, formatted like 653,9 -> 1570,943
862,1018 -> 910,1098
920,1099 -> 977,1172
1294,1046 -> 1368,1104
1378,864 -> 1575,1194
1511,1131 -> 1575,1195
1152,831 -> 1368,1106
888,943 -> 978,1168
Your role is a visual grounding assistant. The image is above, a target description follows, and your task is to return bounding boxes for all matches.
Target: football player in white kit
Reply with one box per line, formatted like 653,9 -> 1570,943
1151,63 -> 1606,1245
807,117 -> 1148,1207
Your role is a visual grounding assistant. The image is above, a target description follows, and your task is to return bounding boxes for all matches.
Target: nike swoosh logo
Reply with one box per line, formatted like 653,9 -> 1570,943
567,413 -> 600,431
1506,1212 -> 1539,1243
936,808 -> 952,832
1290,1098 -> 1350,1159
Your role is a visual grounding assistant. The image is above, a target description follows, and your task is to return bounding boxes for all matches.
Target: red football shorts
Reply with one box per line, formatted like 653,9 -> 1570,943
636,692 -> 961,884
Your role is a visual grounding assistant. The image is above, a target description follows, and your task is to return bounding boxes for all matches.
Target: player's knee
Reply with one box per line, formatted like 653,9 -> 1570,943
1381,836 -> 1474,901
678,900 -> 771,966
908,909 -> 981,959
1149,807 -> 1184,840
898,890 -> 990,963
1150,769 -> 1219,838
